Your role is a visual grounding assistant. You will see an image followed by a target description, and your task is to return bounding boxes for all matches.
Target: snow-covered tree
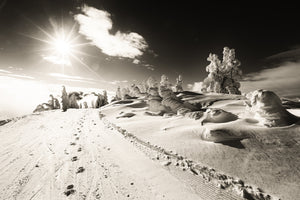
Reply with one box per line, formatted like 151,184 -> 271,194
175,75 -> 183,92
115,86 -> 122,100
102,90 -> 108,105
137,80 -> 148,93
146,76 -> 158,89
201,47 -> 242,94
61,86 -> 69,112
160,74 -> 172,89
130,84 -> 143,97
121,87 -> 131,100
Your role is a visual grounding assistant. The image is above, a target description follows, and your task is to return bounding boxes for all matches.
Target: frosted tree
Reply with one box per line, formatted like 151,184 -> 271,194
146,76 -> 158,89
175,75 -> 183,92
61,86 -> 69,112
121,87 -> 131,100
130,84 -> 143,97
160,74 -> 172,89
103,90 -> 108,105
201,47 -> 242,94
137,80 -> 148,93
115,86 -> 122,100
159,74 -> 176,99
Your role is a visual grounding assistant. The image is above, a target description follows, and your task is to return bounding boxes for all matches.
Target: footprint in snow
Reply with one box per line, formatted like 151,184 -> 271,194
71,156 -> 78,162
67,184 -> 74,189
76,167 -> 85,173
64,185 -> 75,196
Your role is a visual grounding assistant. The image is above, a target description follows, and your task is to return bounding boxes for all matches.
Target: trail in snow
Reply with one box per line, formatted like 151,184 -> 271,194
0,109 -> 204,200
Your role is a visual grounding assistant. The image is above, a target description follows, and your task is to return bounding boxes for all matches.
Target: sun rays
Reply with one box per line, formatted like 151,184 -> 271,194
21,18 -> 106,80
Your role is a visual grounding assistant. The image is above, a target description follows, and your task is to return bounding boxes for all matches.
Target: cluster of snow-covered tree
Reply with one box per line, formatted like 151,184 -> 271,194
115,46 -> 242,99
113,74 -> 184,101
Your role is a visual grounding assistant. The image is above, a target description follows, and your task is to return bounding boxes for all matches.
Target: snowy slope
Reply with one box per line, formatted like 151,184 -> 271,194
0,109 -> 205,200
100,95 -> 300,200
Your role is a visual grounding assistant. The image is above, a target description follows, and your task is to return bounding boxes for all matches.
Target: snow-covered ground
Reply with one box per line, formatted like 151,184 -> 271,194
100,94 -> 300,200
1,93 -> 299,200
0,109 -> 242,200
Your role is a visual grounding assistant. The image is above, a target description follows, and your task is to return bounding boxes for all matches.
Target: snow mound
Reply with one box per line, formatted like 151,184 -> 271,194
202,108 -> 238,124
247,89 -> 299,127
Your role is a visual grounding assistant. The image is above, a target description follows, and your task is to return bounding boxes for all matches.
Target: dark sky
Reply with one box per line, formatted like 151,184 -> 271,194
1,0 -> 300,86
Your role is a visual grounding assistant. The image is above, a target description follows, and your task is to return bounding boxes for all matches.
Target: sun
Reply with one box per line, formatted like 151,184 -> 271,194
23,20 -> 103,79
23,22 -> 83,66
36,27 -> 81,66
53,38 -> 71,55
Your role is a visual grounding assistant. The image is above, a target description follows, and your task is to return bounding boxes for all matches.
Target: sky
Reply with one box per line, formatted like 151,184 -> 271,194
1,0 -> 300,118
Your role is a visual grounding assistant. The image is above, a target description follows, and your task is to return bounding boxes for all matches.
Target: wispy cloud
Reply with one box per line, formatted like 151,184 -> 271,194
49,73 -> 93,81
143,63 -> 155,71
8,66 -> 23,71
74,5 -> 148,60
132,59 -> 156,71
241,62 -> 300,97
59,78 -> 96,84
9,74 -> 35,80
109,80 -> 128,85
43,55 -> 71,66
0,69 -> 12,73
0,72 -> 35,80
48,72 -> 98,84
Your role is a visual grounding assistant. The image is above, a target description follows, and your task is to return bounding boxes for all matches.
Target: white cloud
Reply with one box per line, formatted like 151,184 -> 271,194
74,5 -> 148,59
241,62 -> 300,98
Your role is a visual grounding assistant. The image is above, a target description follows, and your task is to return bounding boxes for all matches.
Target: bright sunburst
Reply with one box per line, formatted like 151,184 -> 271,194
53,37 -> 71,55
24,24 -> 81,66
22,19 -> 104,80
42,28 -> 78,66
24,21 -> 90,66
